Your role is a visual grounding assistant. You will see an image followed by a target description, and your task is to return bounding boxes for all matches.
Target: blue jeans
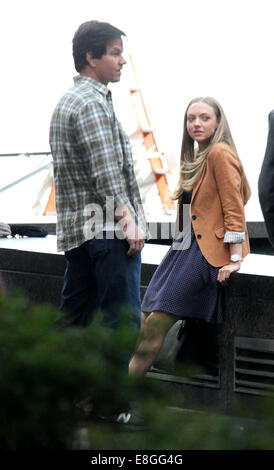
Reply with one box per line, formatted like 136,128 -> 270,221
60,236 -> 142,332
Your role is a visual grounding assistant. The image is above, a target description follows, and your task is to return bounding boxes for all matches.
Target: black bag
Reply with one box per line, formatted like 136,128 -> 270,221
9,224 -> 48,238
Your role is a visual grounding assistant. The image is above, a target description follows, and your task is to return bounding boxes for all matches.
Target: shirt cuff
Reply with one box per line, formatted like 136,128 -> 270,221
224,231 -> 246,243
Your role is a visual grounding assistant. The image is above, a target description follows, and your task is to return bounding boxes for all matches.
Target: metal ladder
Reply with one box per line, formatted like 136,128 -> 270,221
127,53 -> 174,213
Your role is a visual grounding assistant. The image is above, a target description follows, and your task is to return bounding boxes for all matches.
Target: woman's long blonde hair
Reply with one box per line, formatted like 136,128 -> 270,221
172,97 -> 251,204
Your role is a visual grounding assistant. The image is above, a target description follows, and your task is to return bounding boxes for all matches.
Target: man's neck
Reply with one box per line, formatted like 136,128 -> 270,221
80,68 -> 108,86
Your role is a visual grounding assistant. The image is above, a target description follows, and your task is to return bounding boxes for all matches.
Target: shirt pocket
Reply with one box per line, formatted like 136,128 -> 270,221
87,238 -> 109,259
214,226 -> 225,239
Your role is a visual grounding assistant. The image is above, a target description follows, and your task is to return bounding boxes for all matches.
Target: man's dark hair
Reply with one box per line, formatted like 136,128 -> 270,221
72,21 -> 126,73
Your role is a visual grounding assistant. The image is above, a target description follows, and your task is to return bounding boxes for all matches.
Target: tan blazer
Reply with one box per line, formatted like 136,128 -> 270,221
178,143 -> 250,267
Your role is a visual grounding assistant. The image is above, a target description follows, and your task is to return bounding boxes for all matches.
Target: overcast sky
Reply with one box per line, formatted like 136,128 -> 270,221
1,0 -> 274,220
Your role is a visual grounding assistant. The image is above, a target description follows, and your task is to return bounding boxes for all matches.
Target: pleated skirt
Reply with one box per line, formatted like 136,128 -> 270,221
141,225 -> 223,324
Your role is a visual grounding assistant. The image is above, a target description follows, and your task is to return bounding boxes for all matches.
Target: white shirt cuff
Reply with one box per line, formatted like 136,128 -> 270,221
224,231 -> 246,243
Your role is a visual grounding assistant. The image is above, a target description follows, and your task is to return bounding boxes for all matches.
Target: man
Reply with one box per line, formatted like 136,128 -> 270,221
0,223 -> 10,293
49,21 -> 147,423
258,110 -> 274,248
0,223 -> 11,237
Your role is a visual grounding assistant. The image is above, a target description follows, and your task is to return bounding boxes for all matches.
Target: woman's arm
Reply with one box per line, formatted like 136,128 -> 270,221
209,145 -> 247,284
210,145 -> 246,233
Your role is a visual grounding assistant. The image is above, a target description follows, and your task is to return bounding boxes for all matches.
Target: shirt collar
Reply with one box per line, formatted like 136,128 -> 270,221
73,75 -> 109,97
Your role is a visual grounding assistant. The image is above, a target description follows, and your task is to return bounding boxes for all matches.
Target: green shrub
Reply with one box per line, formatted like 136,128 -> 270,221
0,289 -> 157,449
1,289 -> 274,450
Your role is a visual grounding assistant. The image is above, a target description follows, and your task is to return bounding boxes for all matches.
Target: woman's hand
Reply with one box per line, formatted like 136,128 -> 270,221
217,262 -> 241,285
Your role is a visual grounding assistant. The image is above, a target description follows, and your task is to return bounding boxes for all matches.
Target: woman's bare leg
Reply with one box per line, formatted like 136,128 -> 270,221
129,310 -> 178,376
141,311 -> 149,332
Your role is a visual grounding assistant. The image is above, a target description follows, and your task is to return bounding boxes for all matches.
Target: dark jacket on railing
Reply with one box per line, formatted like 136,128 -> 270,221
258,110 -> 274,248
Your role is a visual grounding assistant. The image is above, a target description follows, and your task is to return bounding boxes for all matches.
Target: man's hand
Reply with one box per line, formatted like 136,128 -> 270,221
115,204 -> 145,256
124,221 -> 145,256
217,262 -> 241,285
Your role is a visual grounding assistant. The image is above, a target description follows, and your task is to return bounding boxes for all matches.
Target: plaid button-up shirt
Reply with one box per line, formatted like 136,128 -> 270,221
50,75 -> 147,252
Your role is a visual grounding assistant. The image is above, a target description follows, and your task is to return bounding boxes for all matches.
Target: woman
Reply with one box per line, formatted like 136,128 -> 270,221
129,97 -> 251,376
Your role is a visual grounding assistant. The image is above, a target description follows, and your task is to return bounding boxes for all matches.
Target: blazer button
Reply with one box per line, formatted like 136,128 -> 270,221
197,234 -> 202,239
192,215 -> 197,220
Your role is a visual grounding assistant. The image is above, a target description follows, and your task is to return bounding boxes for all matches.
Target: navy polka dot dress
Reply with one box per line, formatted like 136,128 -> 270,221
142,191 -> 223,324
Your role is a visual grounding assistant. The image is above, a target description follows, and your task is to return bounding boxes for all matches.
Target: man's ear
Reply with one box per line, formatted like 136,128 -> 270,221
86,52 -> 97,68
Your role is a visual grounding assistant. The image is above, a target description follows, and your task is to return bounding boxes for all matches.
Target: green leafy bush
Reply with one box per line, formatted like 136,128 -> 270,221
1,289 -> 274,450
0,289 -> 156,449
